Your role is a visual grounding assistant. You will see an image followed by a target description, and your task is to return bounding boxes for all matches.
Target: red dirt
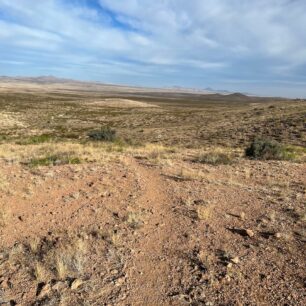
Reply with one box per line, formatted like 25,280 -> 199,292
0,157 -> 305,305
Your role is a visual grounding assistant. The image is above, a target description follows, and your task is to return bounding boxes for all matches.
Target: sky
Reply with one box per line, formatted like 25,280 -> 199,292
0,0 -> 306,97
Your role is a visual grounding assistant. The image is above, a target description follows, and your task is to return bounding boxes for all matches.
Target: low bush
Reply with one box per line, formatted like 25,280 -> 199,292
88,127 -> 116,142
27,153 -> 81,167
194,151 -> 233,165
17,134 -> 52,145
245,138 -> 293,160
0,135 -> 8,142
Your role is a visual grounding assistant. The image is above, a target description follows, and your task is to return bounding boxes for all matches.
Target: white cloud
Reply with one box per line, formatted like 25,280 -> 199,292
0,0 -> 305,96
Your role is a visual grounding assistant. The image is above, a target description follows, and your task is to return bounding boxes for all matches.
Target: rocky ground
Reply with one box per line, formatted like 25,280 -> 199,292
0,153 -> 305,305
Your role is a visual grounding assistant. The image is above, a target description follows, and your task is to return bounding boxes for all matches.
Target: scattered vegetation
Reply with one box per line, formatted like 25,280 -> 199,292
88,127 -> 116,142
245,138 -> 295,160
126,212 -> 143,229
16,134 -> 52,145
0,207 -> 9,227
0,135 -> 8,142
194,150 -> 234,165
5,232 -> 90,282
0,173 -> 8,193
164,167 -> 203,181
27,153 -> 81,167
0,210 -> 5,227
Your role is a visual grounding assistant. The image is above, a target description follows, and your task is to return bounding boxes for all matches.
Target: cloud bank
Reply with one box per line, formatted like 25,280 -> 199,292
0,0 -> 306,97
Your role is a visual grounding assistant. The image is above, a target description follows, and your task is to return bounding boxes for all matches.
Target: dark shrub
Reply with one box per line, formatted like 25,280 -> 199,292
88,127 -> 116,142
245,138 -> 290,160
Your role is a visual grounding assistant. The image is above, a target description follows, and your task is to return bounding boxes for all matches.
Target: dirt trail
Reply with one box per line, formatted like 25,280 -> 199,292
0,157 -> 305,305
123,158 -> 178,305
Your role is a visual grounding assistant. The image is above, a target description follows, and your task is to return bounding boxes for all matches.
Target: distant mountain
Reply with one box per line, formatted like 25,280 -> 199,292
0,76 -> 254,97
226,92 -> 248,99
164,85 -> 215,94
0,75 -> 79,84
204,87 -> 229,94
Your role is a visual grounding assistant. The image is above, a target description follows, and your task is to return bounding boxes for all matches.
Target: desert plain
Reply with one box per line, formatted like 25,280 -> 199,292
0,77 -> 305,305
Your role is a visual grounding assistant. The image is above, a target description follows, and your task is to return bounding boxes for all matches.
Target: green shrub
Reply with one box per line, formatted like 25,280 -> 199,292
87,127 -> 116,142
17,134 -> 52,145
194,151 -> 233,165
0,135 -> 8,142
245,138 -> 292,160
27,153 -> 81,167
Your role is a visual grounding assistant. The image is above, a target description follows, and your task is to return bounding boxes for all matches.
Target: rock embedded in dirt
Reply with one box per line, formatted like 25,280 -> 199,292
70,279 -> 83,290
38,283 -> 51,297
52,281 -> 68,291
230,256 -> 240,264
70,192 -> 80,199
275,232 -> 282,239
246,229 -> 255,237
193,199 -> 206,205
240,212 -> 246,220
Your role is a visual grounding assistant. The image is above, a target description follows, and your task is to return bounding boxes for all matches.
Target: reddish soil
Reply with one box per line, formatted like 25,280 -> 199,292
0,157 -> 305,305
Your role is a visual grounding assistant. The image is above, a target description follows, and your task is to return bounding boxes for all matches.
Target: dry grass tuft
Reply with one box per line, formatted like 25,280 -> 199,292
130,144 -> 176,161
0,142 -> 124,165
0,206 -> 10,227
193,148 -> 235,165
2,231 -> 98,284
0,173 -> 9,193
197,205 -> 213,220
126,212 -> 143,229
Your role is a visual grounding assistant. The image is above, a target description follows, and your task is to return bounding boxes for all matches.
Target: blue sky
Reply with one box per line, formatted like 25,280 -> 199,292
0,0 -> 306,97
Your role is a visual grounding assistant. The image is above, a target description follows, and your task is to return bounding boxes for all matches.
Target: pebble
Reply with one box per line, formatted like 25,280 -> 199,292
275,232 -> 282,239
70,192 -> 80,200
246,229 -> 254,237
39,283 -> 51,296
52,281 -> 68,291
230,256 -> 240,264
71,279 -> 83,290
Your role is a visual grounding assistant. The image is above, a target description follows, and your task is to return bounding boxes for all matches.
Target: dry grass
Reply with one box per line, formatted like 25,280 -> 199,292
0,111 -> 26,129
177,167 -> 203,180
4,231 -> 97,283
0,172 -> 9,193
130,144 -> 176,161
0,209 -> 7,227
193,148 -> 237,165
197,205 -> 214,220
0,142 -> 179,170
126,212 -> 143,229
0,142 -> 125,165
0,88 -> 305,150
0,204 -> 10,227
88,98 -> 158,108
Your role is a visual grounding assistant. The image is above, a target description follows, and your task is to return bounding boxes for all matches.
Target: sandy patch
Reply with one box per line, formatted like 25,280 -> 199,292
86,98 -> 158,108
0,112 -> 26,129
